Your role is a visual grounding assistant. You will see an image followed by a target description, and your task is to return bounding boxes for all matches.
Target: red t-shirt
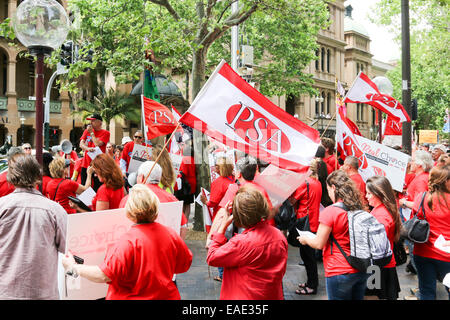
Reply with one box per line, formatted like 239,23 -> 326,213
406,171 -> 429,201
370,204 -> 396,268
80,129 -> 110,168
293,177 -> 322,233
349,173 -> 367,206
324,155 -> 337,174
119,184 -> 188,226
0,171 -> 14,197
207,221 -> 287,300
46,178 -> 80,214
100,222 -> 193,300
92,184 -> 124,211
218,180 -> 275,226
179,156 -> 196,194
41,175 -> 52,197
413,192 -> 450,262
207,175 -> 235,221
319,203 -> 360,277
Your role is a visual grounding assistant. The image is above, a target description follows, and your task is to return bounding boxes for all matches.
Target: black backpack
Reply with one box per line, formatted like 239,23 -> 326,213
274,199 -> 297,231
174,171 -> 192,200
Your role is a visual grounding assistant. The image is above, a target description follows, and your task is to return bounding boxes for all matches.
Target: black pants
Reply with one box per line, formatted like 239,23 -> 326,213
80,167 -> 102,192
299,244 -> 318,289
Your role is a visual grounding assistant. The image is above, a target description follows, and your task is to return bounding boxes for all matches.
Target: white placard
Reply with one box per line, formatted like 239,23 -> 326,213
87,146 -> 102,161
170,153 -> 183,174
60,201 -> 183,300
355,135 -> 410,192
76,187 -> 96,207
253,164 -> 307,208
128,144 -> 153,173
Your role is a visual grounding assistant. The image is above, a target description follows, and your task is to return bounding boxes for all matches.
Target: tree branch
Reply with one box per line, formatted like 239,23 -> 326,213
147,0 -> 180,21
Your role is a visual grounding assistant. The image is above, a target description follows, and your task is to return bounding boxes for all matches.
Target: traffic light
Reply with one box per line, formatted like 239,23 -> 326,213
60,41 -> 74,66
411,98 -> 418,121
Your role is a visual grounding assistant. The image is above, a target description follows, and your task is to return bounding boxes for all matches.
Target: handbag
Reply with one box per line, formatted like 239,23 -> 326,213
274,199 -> 296,230
400,192 -> 430,243
393,239 -> 407,266
287,181 -> 310,247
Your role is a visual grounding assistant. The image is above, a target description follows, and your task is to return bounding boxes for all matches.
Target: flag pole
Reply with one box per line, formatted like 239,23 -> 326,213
143,122 -> 181,184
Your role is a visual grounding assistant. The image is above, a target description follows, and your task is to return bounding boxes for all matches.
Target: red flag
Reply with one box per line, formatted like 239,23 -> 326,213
141,96 -> 178,140
383,115 -> 402,136
344,72 -> 410,123
179,60 -> 320,172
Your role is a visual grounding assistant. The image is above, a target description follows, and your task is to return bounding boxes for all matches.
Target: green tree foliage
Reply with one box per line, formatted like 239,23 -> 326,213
68,0 -> 329,98
370,0 -> 449,131
73,88 -> 141,131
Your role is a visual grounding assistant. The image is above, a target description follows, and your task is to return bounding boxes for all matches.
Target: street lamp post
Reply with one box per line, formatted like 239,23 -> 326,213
12,0 -> 70,167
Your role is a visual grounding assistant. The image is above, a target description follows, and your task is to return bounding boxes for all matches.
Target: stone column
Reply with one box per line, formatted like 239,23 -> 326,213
6,56 -> 19,145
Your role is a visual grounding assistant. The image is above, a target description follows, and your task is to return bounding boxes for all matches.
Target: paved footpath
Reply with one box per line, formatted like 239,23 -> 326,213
177,229 -> 449,300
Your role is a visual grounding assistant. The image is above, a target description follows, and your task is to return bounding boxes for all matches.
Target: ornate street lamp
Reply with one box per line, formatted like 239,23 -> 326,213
12,0 -> 70,167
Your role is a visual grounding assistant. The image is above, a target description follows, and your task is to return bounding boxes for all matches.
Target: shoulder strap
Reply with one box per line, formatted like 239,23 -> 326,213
306,180 -> 310,215
53,179 -> 65,201
416,191 -> 428,220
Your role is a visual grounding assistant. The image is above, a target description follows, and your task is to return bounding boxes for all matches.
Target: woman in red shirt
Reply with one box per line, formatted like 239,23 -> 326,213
47,158 -> 94,214
365,175 -> 402,300
70,154 -> 124,212
298,170 -> 369,300
292,158 -> 322,295
62,184 -> 193,299
412,165 -> 450,300
207,185 -> 288,300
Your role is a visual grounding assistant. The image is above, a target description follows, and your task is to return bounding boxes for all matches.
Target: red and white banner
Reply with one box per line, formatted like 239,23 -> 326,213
141,96 -> 179,140
179,60 -> 320,171
336,108 -> 409,191
344,72 -> 410,123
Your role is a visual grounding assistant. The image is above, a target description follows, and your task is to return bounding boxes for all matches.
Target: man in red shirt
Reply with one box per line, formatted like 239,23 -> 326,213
341,155 -> 368,209
79,114 -> 110,191
321,137 -> 337,174
119,161 -> 188,240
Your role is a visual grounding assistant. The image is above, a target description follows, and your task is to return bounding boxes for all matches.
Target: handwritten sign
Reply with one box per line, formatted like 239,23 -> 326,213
60,201 -> 183,300
419,130 -> 438,144
128,144 -> 153,173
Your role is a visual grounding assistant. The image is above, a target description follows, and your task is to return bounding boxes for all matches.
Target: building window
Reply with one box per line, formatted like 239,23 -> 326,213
321,47 -> 325,72
326,92 -> 331,114
327,49 -> 331,73
315,49 -> 319,70
356,63 -> 360,75
315,98 -> 319,115
361,64 -> 364,73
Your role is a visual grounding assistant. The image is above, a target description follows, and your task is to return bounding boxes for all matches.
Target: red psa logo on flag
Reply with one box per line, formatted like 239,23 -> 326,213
225,103 -> 291,153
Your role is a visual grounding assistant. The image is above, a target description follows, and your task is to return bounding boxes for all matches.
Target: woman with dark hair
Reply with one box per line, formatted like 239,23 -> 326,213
70,154 -> 124,212
364,175 -> 402,300
42,152 -> 54,196
298,170 -> 369,300
412,165 -> 450,300
206,185 -> 288,300
292,158 -> 322,295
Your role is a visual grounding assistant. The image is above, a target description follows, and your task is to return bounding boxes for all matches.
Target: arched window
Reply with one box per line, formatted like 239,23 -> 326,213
321,91 -> 326,114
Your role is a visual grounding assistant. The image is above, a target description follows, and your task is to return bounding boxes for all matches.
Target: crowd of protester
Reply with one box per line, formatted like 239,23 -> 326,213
0,112 -> 448,301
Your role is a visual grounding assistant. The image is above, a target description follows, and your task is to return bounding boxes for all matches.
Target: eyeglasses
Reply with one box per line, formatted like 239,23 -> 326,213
134,136 -> 143,139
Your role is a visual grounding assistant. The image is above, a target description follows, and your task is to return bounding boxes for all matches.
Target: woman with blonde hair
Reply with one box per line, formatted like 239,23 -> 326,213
412,165 -> 450,300
62,184 -> 193,299
151,145 -> 176,193
47,157 -> 93,214
298,170 -> 369,300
